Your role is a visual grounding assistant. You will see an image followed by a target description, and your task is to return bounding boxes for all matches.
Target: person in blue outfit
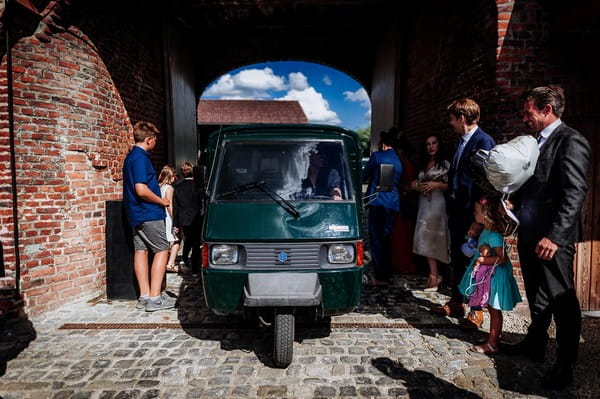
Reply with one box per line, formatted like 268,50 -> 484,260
431,98 -> 496,326
459,196 -> 521,354
122,121 -> 176,312
363,129 -> 403,286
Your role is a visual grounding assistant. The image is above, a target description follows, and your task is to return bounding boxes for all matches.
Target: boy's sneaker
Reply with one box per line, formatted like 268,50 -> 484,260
136,295 -> 150,310
145,293 -> 176,312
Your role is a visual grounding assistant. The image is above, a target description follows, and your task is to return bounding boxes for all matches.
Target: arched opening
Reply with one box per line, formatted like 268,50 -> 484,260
197,61 -> 372,157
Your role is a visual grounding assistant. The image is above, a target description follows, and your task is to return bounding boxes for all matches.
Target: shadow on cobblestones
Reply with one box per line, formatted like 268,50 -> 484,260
167,267 -> 597,397
372,357 -> 482,398
358,277 -> 447,319
175,272 -> 333,368
492,318 -> 600,399
0,299 -> 36,377
357,273 -> 599,398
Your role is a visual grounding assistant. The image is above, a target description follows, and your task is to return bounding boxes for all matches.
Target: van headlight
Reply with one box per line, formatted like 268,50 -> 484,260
210,244 -> 239,265
327,244 -> 355,263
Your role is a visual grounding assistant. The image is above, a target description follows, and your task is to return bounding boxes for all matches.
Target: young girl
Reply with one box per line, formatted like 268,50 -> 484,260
458,196 -> 522,354
158,165 -> 180,273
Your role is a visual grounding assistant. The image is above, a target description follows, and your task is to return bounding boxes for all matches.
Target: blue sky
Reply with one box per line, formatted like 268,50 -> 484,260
200,61 -> 371,131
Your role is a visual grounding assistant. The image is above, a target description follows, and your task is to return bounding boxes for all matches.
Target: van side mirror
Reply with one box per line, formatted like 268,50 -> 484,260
377,164 -> 395,192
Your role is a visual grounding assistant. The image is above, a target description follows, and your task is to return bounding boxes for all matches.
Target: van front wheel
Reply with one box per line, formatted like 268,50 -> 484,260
273,309 -> 294,367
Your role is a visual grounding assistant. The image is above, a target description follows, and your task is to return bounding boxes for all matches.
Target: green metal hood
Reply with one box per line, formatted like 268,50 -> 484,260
203,201 -> 360,241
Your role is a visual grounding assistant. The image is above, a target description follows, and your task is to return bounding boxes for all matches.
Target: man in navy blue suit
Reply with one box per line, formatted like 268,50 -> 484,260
431,98 -> 495,327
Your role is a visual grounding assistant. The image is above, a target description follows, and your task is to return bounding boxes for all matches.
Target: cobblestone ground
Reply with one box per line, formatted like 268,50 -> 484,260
1,271 -> 598,399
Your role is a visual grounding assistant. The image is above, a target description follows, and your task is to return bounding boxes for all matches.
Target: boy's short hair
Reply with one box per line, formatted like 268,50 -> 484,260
378,130 -> 395,147
180,161 -> 194,178
133,121 -> 159,143
447,98 -> 481,125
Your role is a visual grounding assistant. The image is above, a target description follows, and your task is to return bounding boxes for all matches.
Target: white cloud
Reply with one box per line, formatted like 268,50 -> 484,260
343,87 -> 371,120
289,72 -> 309,91
203,67 -> 286,99
343,88 -> 370,108
203,68 -> 341,125
322,75 -> 332,86
235,68 -> 286,91
280,74 -> 341,124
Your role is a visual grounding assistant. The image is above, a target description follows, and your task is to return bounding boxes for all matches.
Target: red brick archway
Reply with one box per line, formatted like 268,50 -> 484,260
1,0 -> 599,314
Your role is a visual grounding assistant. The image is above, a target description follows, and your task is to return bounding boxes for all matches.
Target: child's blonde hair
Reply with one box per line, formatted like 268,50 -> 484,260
478,196 -> 509,236
158,165 -> 176,185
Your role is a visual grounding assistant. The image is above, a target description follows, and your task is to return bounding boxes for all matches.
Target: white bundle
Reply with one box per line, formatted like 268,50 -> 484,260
484,135 -> 539,194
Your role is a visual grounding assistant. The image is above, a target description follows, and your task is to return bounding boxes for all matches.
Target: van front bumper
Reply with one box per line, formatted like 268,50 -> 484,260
202,267 -> 362,316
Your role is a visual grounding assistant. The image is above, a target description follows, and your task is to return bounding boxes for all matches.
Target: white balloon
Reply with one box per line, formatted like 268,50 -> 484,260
483,135 -> 540,194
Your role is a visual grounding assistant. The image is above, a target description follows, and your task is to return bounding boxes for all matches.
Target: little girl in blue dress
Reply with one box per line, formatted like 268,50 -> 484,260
459,196 -> 522,354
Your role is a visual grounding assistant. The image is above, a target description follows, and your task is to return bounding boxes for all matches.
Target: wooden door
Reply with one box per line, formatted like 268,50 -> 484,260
570,118 -> 600,311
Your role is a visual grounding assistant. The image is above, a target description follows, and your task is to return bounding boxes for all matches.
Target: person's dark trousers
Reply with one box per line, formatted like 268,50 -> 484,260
447,209 -> 472,304
517,242 -> 581,366
182,220 -> 202,274
368,206 -> 396,282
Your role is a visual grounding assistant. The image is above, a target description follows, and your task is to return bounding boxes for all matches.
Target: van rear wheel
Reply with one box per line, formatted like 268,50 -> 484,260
273,309 -> 294,367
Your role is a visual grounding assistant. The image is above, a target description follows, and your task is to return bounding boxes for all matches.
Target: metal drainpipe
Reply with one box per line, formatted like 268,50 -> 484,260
5,0 -> 22,296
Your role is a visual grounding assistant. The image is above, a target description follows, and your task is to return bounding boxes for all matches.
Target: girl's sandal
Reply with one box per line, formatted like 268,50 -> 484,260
166,263 -> 178,273
470,343 -> 499,354
423,275 -> 443,292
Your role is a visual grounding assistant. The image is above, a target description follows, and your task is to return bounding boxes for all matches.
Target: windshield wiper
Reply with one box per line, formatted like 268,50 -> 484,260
255,181 -> 300,219
216,181 -> 300,218
217,180 -> 265,198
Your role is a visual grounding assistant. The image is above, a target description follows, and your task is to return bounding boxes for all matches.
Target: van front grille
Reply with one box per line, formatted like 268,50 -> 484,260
244,243 -> 321,269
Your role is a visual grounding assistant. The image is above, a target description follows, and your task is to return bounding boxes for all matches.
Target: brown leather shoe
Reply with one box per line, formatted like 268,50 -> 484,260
430,301 -> 465,317
460,310 -> 484,330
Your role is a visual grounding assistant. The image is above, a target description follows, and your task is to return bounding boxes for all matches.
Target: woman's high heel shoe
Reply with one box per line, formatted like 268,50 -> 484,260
423,275 -> 442,292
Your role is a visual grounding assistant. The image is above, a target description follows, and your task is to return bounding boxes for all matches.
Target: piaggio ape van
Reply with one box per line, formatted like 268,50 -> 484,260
201,124 -> 367,367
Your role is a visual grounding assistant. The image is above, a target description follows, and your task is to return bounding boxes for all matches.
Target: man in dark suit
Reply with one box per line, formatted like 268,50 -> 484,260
504,86 -> 590,390
431,98 -> 495,327
173,161 -> 204,275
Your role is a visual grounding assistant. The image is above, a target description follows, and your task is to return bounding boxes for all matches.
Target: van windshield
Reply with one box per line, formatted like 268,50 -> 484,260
213,140 -> 353,201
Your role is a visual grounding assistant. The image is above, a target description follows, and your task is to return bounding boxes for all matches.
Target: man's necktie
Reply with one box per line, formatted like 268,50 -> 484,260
453,139 -> 465,167
536,132 -> 545,147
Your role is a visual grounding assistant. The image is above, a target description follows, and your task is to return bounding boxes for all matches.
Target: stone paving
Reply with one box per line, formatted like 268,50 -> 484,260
1,271 -> 598,399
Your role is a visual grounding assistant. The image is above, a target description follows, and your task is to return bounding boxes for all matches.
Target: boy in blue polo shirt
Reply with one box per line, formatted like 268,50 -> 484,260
123,121 -> 176,312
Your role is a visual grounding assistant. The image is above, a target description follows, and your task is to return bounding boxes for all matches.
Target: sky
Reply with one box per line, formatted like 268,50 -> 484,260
200,61 -> 371,131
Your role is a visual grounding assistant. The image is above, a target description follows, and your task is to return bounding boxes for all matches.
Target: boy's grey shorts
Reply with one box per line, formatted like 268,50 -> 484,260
133,220 -> 170,252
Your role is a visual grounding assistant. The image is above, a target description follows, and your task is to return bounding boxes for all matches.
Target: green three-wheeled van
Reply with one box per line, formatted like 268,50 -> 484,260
201,124 -> 365,367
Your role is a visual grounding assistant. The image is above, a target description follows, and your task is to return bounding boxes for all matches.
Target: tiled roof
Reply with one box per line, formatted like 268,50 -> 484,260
197,99 -> 308,124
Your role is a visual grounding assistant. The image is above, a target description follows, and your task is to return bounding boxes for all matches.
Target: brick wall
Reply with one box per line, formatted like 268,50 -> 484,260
72,3 -> 167,163
402,0 -> 596,153
401,1 -> 499,146
0,3 -> 166,315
